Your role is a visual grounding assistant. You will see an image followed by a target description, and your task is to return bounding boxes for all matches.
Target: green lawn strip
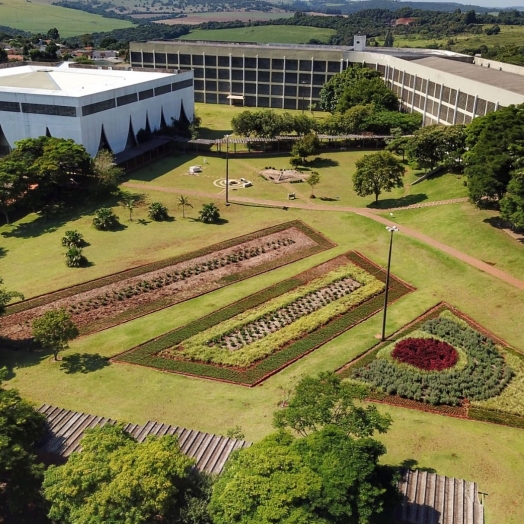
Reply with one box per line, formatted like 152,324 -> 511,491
5,220 -> 333,320
113,252 -> 412,385
338,303 -> 524,429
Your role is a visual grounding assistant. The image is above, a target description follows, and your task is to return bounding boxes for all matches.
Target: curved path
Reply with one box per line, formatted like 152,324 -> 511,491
123,182 -> 524,293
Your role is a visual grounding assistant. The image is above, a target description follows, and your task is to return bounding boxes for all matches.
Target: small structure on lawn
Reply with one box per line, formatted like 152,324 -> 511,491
260,168 -> 309,184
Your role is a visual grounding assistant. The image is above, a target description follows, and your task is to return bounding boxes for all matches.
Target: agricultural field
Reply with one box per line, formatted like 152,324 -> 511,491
179,25 -> 336,44
2,105 -> 524,523
159,11 -> 293,25
385,25 -> 524,54
0,0 -> 133,37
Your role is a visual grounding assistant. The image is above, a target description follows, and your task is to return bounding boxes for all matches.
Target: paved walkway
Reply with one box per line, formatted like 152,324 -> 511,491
122,182 -> 524,293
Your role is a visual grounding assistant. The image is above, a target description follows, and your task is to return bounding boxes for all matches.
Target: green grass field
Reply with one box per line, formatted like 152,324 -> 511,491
1,106 -> 524,523
387,25 -> 524,54
0,0 -> 133,36
179,25 -> 336,44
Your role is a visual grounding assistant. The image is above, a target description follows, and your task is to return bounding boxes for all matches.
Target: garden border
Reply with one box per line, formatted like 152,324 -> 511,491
112,251 -> 415,386
337,302 -> 524,430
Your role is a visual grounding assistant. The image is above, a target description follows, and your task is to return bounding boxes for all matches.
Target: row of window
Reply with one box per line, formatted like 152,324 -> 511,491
131,52 -> 343,73
0,78 -> 193,118
194,92 -> 313,108
193,81 -> 322,97
190,69 -> 332,85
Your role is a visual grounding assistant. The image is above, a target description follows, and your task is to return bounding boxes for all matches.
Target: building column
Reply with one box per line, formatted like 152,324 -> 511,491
202,52 -> 206,103
282,56 -> 286,109
242,54 -> 245,101
399,71 -> 406,111
340,59 -> 344,73
410,74 -> 417,111
472,94 -> 478,119
494,101 -> 499,111
422,78 -> 430,124
452,89 -> 460,125
141,49 -> 144,68
255,54 -> 259,107
310,56 -> 314,110
437,83 -> 444,124
229,53 -> 232,105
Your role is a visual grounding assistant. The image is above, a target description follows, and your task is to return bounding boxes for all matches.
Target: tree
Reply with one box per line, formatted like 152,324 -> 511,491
291,132 -> 320,164
199,203 -> 221,224
0,48 -> 7,63
177,195 -> 193,218
93,149 -> 123,189
92,207 -> 119,230
47,27 -> 60,40
306,171 -> 321,198
384,30 -> 394,47
337,77 -> 399,113
32,308 -> 79,360
61,230 -> 85,248
148,201 -> 169,221
353,151 -> 405,203
0,368 -> 46,518
319,65 -> 382,113
210,426 -> 396,524
274,372 -> 391,438
118,191 -> 144,221
500,171 -> 524,230
42,424 -> 196,524
0,158 -> 27,224
0,278 -> 24,315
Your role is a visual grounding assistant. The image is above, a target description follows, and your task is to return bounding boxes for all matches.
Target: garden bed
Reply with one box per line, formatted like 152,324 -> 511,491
1,221 -> 335,341
338,303 -> 524,429
112,251 -> 414,386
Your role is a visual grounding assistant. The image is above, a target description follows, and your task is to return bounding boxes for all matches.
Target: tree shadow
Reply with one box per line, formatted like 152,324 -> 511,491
367,193 -> 428,209
483,216 -> 524,244
188,218 -> 229,225
307,157 -> 339,168
59,353 -> 110,374
319,196 -> 340,202
137,218 -> 151,225
400,458 -> 436,473
0,342 -> 53,380
0,246 -> 7,258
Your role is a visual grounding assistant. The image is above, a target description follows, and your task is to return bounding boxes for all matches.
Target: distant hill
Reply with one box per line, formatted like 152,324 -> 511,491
289,0 -> 522,14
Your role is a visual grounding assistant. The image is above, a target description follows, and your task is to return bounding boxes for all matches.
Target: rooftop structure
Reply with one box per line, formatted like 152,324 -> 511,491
0,62 -> 194,156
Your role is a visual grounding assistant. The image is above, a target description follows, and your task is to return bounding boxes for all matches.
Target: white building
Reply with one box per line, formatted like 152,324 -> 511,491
0,63 -> 194,157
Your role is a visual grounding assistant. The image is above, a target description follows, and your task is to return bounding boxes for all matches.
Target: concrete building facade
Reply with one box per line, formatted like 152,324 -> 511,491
129,39 -> 524,125
0,62 -> 194,156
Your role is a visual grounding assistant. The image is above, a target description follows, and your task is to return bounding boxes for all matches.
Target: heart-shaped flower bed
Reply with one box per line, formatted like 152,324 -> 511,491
392,337 -> 458,371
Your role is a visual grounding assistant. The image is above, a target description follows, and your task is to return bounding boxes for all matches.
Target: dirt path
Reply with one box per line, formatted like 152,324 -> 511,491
122,182 -> 524,293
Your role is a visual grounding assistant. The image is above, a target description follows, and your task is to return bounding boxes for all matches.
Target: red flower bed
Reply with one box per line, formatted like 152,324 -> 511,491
392,337 -> 458,371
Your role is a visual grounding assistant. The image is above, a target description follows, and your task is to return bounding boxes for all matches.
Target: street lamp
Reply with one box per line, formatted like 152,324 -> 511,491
381,225 -> 399,342
224,134 -> 230,206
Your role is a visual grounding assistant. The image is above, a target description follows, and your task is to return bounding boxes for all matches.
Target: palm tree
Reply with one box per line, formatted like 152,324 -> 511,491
199,202 -> 221,224
177,195 -> 193,218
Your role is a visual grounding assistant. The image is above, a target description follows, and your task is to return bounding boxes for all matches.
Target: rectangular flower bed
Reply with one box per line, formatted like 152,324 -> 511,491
2,220 -> 335,342
112,251 -> 414,386
338,303 -> 524,430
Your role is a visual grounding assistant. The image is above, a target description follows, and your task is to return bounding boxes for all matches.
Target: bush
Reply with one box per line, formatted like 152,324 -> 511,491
92,208 -> 119,231
392,337 -> 458,371
61,230 -> 85,248
148,202 -> 169,221
199,203 -> 220,224
65,247 -> 88,268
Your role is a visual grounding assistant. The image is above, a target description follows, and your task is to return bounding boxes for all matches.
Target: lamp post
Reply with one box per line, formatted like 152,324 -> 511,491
224,134 -> 230,206
381,225 -> 399,342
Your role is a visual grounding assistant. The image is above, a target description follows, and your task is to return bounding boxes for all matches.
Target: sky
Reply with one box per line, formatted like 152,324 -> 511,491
411,0 -> 522,8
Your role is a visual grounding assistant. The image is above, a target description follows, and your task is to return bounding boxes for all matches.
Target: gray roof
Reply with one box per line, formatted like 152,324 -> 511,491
412,56 -> 524,97
396,469 -> 484,524
37,405 -> 250,475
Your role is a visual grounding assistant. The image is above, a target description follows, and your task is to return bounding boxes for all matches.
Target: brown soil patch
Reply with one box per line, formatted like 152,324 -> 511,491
1,227 -> 317,341
260,169 -> 310,184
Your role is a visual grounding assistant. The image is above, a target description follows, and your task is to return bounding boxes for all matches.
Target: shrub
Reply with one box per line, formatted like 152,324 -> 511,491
392,337 -> 458,371
148,202 -> 169,221
65,247 -> 88,268
199,203 -> 220,224
92,208 -> 119,231
61,230 -> 84,248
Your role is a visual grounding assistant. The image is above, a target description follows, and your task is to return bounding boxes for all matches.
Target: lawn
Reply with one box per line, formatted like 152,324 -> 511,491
382,202 -> 524,281
179,25 -> 336,44
0,0 -> 133,36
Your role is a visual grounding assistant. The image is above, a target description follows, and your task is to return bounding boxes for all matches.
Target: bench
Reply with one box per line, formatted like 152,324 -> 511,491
288,193 -> 296,200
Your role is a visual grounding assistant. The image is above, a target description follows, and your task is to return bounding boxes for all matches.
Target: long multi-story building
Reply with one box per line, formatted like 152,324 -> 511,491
129,36 -> 524,125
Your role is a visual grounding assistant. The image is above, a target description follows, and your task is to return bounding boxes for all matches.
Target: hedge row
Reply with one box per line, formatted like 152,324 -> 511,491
113,252 -> 413,385
6,220 -> 335,315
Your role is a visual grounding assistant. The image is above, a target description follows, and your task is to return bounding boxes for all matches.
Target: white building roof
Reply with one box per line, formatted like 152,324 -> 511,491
0,63 -> 177,97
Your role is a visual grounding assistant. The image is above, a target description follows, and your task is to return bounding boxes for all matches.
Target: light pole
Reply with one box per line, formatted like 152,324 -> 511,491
381,225 -> 399,342
224,134 -> 230,206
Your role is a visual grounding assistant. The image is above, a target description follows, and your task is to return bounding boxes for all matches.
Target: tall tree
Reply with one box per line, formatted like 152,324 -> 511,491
32,308 -> 79,360
118,191 -> 144,221
0,368 -> 46,518
198,203 -> 221,224
42,424 -> 196,524
306,171 -> 321,198
353,151 -> 405,203
500,171 -> 524,230
177,195 -> 193,218
274,372 -> 391,438
291,133 -> 320,164
93,149 -> 123,189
